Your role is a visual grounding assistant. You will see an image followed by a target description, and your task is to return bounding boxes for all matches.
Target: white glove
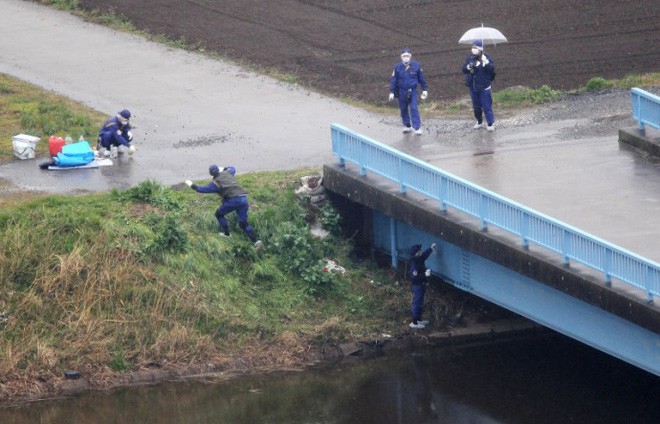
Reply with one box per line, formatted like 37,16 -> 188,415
475,61 -> 481,68
127,131 -> 133,141
388,93 -> 395,101
466,63 -> 473,71
421,91 -> 428,100
424,269 -> 431,277
185,180 -> 193,187
481,55 -> 489,66
431,243 -> 437,251
128,145 -> 136,155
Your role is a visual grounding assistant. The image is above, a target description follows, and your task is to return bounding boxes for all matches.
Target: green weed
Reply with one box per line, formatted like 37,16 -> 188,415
584,77 -> 614,92
110,350 -> 129,372
493,85 -> 562,106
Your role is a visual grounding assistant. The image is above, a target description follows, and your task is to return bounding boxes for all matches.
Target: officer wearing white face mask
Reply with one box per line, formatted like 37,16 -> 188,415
462,40 -> 496,131
389,48 -> 428,135
97,109 -> 137,157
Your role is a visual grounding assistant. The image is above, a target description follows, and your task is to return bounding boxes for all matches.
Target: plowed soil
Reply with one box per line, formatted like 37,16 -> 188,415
79,0 -> 658,104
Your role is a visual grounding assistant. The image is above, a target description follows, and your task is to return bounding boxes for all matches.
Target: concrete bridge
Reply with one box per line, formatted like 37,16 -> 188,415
324,124 -> 660,377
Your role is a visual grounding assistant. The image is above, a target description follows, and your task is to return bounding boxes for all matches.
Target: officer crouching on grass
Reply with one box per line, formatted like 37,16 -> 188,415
185,165 -> 263,249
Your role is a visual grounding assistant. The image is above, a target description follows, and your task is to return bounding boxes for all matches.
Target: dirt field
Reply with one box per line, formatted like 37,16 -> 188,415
78,0 -> 658,104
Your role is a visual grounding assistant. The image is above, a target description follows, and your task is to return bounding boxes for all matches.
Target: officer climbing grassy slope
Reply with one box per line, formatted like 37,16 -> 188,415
186,165 -> 263,249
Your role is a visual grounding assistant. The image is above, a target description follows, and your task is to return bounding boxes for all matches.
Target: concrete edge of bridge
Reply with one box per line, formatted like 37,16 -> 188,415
619,127 -> 660,157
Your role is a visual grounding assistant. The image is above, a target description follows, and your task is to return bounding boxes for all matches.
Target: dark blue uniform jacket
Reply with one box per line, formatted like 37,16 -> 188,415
390,61 -> 428,93
462,53 -> 496,91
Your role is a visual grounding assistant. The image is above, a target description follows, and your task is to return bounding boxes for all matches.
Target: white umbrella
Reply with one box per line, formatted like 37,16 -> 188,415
459,24 -> 508,46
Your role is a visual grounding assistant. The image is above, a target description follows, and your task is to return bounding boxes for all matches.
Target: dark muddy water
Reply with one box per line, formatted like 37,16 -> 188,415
1,333 -> 658,423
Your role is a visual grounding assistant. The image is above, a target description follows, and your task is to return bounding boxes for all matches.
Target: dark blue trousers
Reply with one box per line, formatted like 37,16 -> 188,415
469,87 -> 494,125
397,88 -> 421,130
411,283 -> 426,322
215,195 -> 256,241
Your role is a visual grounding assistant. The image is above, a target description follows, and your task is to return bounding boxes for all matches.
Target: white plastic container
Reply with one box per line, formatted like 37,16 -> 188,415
12,134 -> 41,160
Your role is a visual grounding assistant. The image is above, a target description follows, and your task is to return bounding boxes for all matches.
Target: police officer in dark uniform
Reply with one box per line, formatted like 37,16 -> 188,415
408,243 -> 436,329
186,165 -> 262,249
389,48 -> 429,135
98,109 -> 136,156
462,40 -> 497,131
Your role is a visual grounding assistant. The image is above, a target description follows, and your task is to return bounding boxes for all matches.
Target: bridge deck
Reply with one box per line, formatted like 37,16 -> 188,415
391,126 -> 660,264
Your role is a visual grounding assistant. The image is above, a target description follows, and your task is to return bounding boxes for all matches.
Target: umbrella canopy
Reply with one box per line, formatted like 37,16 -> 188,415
459,26 -> 508,45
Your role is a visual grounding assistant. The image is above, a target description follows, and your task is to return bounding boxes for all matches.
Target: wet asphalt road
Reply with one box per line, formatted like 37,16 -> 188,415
0,0 -> 659,263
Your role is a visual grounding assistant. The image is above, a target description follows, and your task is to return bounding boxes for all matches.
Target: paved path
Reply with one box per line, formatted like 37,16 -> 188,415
0,0 -> 404,189
1,0 -> 659,263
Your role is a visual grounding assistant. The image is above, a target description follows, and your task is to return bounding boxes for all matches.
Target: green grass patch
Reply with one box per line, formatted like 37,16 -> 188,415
0,73 -> 106,162
441,72 -> 659,113
581,73 -> 660,92
493,85 -> 562,106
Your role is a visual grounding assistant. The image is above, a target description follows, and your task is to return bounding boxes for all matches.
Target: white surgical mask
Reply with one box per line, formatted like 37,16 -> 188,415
471,48 -> 481,55
401,55 -> 411,64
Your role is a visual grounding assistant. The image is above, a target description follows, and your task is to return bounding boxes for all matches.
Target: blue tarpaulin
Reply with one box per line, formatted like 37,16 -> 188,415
54,141 -> 95,167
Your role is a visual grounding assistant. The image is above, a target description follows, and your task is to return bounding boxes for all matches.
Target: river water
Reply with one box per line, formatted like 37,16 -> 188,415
1,333 -> 658,423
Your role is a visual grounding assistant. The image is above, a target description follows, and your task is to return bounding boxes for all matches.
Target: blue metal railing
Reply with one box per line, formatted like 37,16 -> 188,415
631,88 -> 660,131
331,123 -> 659,302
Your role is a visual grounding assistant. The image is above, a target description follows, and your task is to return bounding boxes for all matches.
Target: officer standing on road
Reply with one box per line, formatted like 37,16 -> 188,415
389,48 -> 429,135
462,40 -> 496,131
97,109 -> 136,157
408,243 -> 437,329
185,165 -> 263,249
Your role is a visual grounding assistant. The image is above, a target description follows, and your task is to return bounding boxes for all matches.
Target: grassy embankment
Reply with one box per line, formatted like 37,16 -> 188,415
0,75 -> 409,399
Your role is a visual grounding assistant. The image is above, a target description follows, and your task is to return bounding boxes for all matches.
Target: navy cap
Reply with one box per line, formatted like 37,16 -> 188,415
209,164 -> 220,176
410,244 -> 422,256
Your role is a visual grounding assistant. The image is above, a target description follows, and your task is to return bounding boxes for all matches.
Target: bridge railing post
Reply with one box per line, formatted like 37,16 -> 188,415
604,247 -> 612,287
399,157 -> 406,193
439,175 -> 447,212
562,229 -> 570,265
521,212 -> 529,249
479,192 -> 488,231
646,265 -> 654,304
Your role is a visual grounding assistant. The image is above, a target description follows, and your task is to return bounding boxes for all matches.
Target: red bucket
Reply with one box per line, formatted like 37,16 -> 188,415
49,136 -> 65,157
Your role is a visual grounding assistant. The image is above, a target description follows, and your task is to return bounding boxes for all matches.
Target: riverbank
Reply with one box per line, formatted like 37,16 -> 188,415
52,317 -> 540,401
3,311 -> 537,407
0,171 -> 524,404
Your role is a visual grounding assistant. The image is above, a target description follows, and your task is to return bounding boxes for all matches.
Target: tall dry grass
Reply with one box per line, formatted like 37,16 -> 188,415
0,217 -> 219,384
